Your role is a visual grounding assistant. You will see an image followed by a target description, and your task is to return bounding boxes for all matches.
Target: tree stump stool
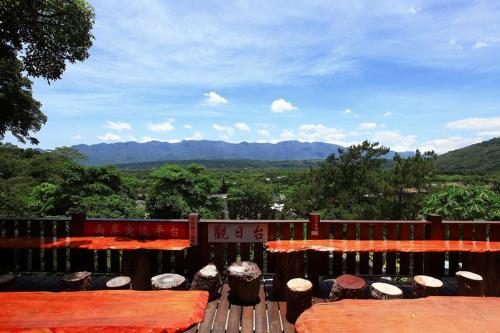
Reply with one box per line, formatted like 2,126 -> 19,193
456,271 -> 484,297
329,274 -> 366,301
272,252 -> 304,299
106,276 -> 132,290
370,282 -> 403,300
227,261 -> 262,304
0,273 -> 16,291
151,273 -> 186,290
61,271 -> 92,291
412,275 -> 443,298
286,278 -> 312,323
190,264 -> 222,301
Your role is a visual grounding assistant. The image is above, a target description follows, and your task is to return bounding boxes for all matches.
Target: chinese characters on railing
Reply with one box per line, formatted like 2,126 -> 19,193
84,220 -> 188,239
208,223 -> 268,243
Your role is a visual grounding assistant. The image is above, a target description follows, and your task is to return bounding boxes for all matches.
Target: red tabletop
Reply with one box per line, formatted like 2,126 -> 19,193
0,237 -> 191,250
295,296 -> 500,333
0,290 -> 208,333
265,239 -> 500,253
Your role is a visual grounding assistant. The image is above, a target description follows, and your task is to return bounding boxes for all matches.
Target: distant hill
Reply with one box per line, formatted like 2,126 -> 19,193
436,137 -> 500,174
72,140 -> 415,166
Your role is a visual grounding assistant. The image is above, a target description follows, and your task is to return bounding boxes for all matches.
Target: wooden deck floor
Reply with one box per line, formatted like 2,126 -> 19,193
3,274 -> 458,333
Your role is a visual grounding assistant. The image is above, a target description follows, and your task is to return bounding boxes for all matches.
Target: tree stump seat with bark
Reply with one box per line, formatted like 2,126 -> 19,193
272,252 -> 304,299
151,273 -> 186,290
412,275 -> 443,298
329,274 -> 366,301
61,271 -> 92,291
106,276 -> 132,290
227,261 -> 262,304
370,282 -> 403,300
286,278 -> 313,323
456,271 -> 484,297
0,273 -> 16,291
190,264 -> 222,301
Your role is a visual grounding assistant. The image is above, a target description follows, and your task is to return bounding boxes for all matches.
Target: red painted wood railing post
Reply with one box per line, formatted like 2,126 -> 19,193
426,214 -> 444,277
187,213 -> 201,277
307,212 -> 321,293
70,212 -> 93,271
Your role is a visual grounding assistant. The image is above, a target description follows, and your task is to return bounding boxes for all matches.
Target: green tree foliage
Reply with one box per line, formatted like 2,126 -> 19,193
146,164 -> 224,218
0,0 -> 95,144
420,186 -> 500,220
227,180 -> 274,219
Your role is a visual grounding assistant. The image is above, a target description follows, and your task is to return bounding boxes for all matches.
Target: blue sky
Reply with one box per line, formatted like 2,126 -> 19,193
5,0 -> 500,153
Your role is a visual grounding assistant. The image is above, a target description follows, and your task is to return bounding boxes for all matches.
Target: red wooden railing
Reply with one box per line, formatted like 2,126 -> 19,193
1,214 -> 499,279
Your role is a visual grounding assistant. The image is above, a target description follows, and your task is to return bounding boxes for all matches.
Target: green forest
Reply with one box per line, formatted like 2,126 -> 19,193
1,141 -> 499,221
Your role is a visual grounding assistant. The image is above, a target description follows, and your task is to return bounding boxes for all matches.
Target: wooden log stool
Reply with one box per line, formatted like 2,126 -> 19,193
329,274 -> 366,301
456,271 -> 484,297
272,252 -> 304,299
61,271 -> 92,291
151,273 -> 186,290
106,276 -> 132,290
412,275 -> 443,298
286,278 -> 313,323
0,273 -> 16,291
227,261 -> 262,304
190,264 -> 222,301
370,282 -> 403,300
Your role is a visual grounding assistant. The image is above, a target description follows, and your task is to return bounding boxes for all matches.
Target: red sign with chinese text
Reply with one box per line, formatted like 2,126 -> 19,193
310,214 -> 320,237
83,220 -> 188,239
208,223 -> 268,243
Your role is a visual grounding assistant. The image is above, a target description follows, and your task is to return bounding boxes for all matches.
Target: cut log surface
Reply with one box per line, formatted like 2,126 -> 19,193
190,264 -> 222,301
106,276 -> 132,290
286,278 -> 312,323
456,271 -> 484,297
227,261 -> 262,304
329,275 -> 366,301
412,275 -> 443,298
151,273 -> 186,290
61,271 -> 92,291
272,252 -> 304,299
0,273 -> 16,291
370,282 -> 403,300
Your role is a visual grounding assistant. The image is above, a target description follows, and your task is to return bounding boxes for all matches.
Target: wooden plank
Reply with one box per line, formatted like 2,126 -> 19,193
199,223 -> 210,268
413,223 -> 425,275
332,223 -> 343,274
279,298 -> 295,333
226,298 -> 242,333
281,222 -> 291,240
386,224 -> 397,275
197,295 -> 220,333
255,283 -> 267,333
372,224 -> 383,275
359,224 -> 370,274
241,303 -> 254,333
294,221 -> 304,240
17,220 -> 29,272
264,280 -> 282,333
267,224 -> 277,273
399,224 -> 411,275
448,224 -> 460,276
461,223 -> 473,270
42,220 -> 54,272
212,284 -> 230,333
30,220 -> 41,271
345,224 -> 356,274
56,221 -> 67,272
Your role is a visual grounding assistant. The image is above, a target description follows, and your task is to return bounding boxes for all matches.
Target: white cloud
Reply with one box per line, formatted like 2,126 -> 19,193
185,132 -> 203,140
280,129 -> 296,140
213,124 -> 235,140
147,121 -> 175,132
477,131 -> 500,137
446,116 -> 500,130
104,121 -> 132,131
342,109 -> 353,114
204,92 -> 228,106
257,129 -> 271,137
382,111 -> 392,117
184,124 -> 193,129
141,136 -> 164,142
298,124 -> 346,143
234,122 -> 251,132
472,39 -> 496,50
98,133 -> 136,142
418,136 -> 481,154
271,98 -> 297,113
372,130 -> 417,151
359,122 -> 377,129
70,135 -> 83,140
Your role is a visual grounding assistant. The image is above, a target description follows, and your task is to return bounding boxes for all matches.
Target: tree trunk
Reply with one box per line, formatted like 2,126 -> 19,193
190,264 -> 222,301
286,278 -> 312,323
329,274 -> 366,301
151,273 -> 186,290
227,261 -> 262,304
106,276 -> 132,290
272,252 -> 304,299
456,271 -> 484,297
370,282 -> 403,300
412,275 -> 443,298
61,271 -> 92,291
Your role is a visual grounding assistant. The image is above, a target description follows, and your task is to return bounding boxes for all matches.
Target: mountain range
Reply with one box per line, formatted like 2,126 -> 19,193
72,140 -> 414,166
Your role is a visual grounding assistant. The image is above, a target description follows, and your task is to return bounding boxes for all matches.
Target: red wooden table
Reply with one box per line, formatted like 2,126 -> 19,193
0,290 -> 208,333
295,296 -> 500,333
